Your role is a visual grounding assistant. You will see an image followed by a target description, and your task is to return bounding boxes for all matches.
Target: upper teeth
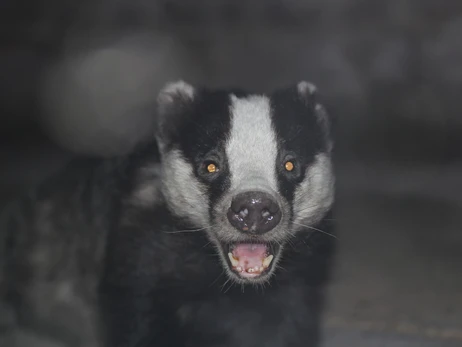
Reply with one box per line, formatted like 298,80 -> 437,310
263,254 -> 274,268
227,253 -> 275,271
228,253 -> 239,267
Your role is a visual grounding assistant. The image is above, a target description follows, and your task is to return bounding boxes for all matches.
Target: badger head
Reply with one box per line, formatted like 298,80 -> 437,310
155,81 -> 334,284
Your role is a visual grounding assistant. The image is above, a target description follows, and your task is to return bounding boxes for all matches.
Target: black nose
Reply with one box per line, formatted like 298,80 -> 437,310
227,191 -> 281,234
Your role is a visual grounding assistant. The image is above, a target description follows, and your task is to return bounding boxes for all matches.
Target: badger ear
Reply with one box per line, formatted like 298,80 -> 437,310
156,80 -> 196,145
157,80 -> 195,115
296,80 -> 318,106
296,80 -> 334,152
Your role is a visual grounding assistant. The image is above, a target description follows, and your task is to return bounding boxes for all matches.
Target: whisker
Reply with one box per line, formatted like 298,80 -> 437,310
161,224 -> 218,234
223,279 -> 235,294
271,239 -> 283,254
292,221 -> 338,240
220,278 -> 231,293
295,204 -> 330,213
293,213 -> 336,224
209,271 -> 224,288
283,230 -> 298,250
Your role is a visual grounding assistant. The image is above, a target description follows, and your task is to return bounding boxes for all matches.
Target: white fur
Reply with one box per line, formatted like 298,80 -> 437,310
315,103 -> 334,152
226,95 -> 279,194
160,149 -> 209,226
156,80 -> 196,152
158,80 -> 195,104
293,153 -> 335,226
157,80 -> 195,122
297,81 -> 317,96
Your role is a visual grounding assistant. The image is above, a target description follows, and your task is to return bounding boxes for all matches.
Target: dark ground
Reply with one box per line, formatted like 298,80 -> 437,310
1,0 -> 462,346
322,163 -> 462,346
2,127 -> 461,347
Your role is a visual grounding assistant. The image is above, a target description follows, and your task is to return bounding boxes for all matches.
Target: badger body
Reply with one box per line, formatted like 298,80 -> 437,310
0,81 -> 336,347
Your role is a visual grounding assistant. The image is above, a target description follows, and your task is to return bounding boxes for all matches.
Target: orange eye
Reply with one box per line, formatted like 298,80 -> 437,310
206,163 -> 218,173
285,161 -> 294,172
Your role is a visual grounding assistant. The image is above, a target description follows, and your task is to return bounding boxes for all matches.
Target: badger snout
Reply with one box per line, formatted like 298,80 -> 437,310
226,191 -> 281,234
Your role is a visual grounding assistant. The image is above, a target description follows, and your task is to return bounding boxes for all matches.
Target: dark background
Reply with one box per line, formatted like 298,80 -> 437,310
1,1 -> 462,346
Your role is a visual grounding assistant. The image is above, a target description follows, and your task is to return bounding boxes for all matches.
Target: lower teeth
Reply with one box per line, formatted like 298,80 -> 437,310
246,266 -> 262,273
227,250 -> 275,275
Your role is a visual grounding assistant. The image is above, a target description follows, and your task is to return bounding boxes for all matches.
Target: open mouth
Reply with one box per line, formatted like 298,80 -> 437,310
223,242 -> 280,280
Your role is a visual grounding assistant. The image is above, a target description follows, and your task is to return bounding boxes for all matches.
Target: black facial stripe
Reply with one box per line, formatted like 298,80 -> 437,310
175,90 -> 229,158
174,88 -> 249,212
204,157 -> 231,211
270,86 -> 327,204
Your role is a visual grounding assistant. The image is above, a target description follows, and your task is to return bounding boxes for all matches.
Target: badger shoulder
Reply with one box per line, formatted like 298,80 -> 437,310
0,141 -> 171,346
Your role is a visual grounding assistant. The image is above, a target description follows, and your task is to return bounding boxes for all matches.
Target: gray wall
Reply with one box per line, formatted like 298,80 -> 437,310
1,0 -> 461,161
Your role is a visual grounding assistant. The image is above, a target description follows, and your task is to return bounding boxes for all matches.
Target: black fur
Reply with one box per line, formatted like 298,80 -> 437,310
271,86 -> 327,204
100,144 -> 335,346
0,83 -> 336,347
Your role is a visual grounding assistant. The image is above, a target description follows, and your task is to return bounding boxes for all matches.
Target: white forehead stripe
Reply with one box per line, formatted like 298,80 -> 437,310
226,95 -> 278,192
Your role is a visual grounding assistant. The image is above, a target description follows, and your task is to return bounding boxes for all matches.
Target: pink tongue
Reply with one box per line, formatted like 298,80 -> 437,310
232,243 -> 268,268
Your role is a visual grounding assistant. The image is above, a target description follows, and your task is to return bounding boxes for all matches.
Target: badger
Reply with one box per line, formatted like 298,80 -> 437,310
0,81 -> 336,347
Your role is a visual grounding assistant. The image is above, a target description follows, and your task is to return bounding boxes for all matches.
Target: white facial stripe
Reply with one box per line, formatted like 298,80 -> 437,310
160,149 -> 209,226
226,95 -> 278,193
293,153 -> 335,225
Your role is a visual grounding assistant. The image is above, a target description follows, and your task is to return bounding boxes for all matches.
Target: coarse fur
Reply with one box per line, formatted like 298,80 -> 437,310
0,81 -> 336,347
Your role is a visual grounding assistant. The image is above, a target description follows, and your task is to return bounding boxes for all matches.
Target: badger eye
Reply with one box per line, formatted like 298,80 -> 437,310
205,162 -> 219,173
284,160 -> 295,172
